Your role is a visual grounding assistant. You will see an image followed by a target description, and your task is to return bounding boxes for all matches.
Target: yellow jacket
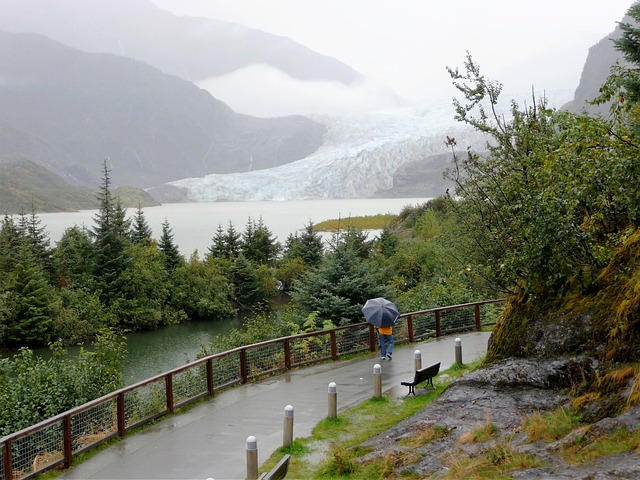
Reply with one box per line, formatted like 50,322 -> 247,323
378,326 -> 392,335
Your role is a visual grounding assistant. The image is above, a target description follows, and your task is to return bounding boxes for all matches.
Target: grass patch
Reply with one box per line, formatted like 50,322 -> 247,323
562,427 -> 640,463
313,214 -> 395,232
459,416 -> 499,444
521,407 -> 582,442
261,361 -> 481,479
441,444 -> 545,479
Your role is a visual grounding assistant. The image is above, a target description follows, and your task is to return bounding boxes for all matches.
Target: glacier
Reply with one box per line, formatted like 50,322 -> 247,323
167,90 -> 572,202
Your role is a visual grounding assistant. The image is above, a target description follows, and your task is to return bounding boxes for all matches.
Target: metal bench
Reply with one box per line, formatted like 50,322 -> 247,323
401,362 -> 440,395
258,454 -> 291,480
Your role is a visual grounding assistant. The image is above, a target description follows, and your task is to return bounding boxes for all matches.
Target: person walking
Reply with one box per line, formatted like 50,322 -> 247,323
378,325 -> 394,360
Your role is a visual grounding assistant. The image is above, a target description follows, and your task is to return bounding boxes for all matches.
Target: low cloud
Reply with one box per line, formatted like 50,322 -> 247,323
196,64 -> 406,117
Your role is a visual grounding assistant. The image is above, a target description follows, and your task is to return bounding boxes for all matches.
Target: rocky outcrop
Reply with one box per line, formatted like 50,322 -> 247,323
359,357 -> 640,479
562,13 -> 629,116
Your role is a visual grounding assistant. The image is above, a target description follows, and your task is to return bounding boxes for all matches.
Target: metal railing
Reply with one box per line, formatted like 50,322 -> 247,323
0,298 -> 505,480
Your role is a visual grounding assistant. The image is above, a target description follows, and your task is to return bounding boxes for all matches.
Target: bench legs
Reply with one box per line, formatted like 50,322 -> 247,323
403,377 -> 434,396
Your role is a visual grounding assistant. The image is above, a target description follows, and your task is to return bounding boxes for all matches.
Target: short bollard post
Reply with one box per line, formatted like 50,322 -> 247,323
414,350 -> 422,371
246,435 -> 258,480
455,337 -> 463,365
373,363 -> 382,398
283,404 -> 294,447
328,382 -> 337,419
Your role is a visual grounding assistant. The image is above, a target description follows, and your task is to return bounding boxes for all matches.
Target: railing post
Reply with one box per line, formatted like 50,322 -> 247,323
407,314 -> 414,343
63,415 -> 72,469
117,392 -> 126,436
368,324 -> 377,352
240,348 -> 248,384
4,440 -> 13,480
435,310 -> 442,337
475,303 -> 482,330
284,338 -> 292,369
206,359 -> 214,396
166,374 -> 174,413
330,331 -> 338,360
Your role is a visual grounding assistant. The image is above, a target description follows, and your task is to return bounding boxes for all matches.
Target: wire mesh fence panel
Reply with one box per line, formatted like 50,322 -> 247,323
336,326 -> 370,356
412,313 -> 437,340
10,422 -> 64,479
0,443 -> 4,479
290,333 -> 331,366
71,398 -> 118,452
212,353 -> 241,388
246,342 -> 285,379
393,319 -> 410,344
440,308 -> 475,334
480,301 -> 505,326
124,379 -> 167,428
172,364 -> 208,405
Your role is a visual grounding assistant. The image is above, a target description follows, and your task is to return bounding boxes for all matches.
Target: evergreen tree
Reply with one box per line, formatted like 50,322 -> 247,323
54,226 -> 96,290
4,243 -> 54,344
91,161 -> 132,302
158,219 -> 183,271
292,241 -> 391,326
0,216 -> 23,289
376,227 -> 399,257
241,216 -> 281,265
206,224 -> 227,260
130,206 -> 153,245
611,4 -> 640,106
225,221 -> 242,259
228,254 -> 263,309
16,206 -> 53,276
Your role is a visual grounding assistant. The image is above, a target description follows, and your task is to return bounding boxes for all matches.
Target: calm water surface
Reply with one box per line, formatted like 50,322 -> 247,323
39,198 -> 431,255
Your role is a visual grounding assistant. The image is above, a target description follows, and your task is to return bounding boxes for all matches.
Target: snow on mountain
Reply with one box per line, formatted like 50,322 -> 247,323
167,103 -> 473,201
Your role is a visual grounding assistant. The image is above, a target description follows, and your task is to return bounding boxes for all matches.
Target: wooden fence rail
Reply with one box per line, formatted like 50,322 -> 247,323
0,299 -> 505,480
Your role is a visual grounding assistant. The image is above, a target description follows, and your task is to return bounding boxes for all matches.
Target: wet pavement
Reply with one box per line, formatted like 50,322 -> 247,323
58,330 -> 491,480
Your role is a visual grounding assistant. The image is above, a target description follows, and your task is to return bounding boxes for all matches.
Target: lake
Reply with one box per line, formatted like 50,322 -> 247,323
39,198 -> 431,255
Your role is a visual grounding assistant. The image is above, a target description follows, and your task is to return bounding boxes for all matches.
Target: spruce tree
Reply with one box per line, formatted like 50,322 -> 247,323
206,224 -> 227,260
130,206 -> 153,245
91,161 -> 131,302
158,219 -> 183,271
241,216 -> 281,265
5,243 -> 54,344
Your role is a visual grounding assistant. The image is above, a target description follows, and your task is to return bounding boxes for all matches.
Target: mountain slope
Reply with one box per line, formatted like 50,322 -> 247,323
0,30 -> 326,188
0,0 -> 363,87
562,13 -> 630,116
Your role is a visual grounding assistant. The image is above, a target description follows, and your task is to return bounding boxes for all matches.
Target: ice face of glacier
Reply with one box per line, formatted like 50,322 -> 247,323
166,90 -> 572,202
167,104 -> 476,201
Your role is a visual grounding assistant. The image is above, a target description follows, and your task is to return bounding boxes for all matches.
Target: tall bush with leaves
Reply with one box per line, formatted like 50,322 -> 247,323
444,52 -> 638,297
0,329 -> 125,436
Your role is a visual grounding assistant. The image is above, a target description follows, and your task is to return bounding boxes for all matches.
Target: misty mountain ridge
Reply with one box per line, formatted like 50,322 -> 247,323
0,0 -> 632,213
0,29 -> 326,190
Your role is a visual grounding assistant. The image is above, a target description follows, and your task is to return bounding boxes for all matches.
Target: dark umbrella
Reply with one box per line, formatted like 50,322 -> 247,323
361,297 -> 399,328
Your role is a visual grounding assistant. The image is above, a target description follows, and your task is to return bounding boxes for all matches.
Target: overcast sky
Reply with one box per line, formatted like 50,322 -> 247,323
149,0 -> 634,108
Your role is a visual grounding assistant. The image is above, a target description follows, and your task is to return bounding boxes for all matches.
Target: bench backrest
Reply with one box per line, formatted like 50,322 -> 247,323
415,362 -> 440,382
259,453 -> 290,480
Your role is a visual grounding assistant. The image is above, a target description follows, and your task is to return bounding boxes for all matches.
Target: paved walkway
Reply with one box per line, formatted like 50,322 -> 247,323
59,331 -> 491,480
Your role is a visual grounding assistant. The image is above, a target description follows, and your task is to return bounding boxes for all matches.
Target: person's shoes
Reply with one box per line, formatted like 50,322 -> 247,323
386,353 -> 392,360
380,356 -> 386,360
